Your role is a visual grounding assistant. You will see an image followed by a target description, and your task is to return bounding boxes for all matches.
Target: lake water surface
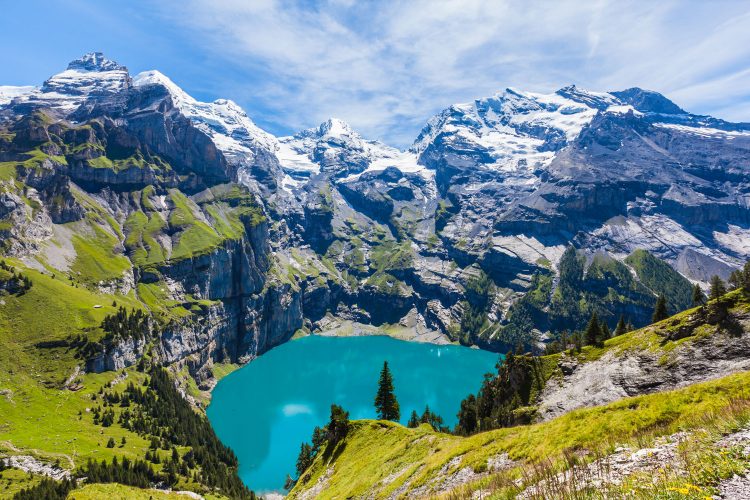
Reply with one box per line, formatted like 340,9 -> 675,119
207,335 -> 500,492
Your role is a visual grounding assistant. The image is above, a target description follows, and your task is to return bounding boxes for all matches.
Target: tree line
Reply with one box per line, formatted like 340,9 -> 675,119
0,259 -> 32,295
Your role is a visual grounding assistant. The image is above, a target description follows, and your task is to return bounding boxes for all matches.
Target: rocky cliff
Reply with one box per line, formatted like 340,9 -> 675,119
2,53 -> 749,378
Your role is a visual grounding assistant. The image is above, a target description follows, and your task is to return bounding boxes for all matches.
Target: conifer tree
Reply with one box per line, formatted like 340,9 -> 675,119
407,410 -> 419,428
374,361 -> 400,421
729,270 -> 743,291
456,394 -> 478,435
584,312 -> 602,346
295,442 -> 314,478
327,404 -> 350,445
652,294 -> 668,323
692,283 -> 706,307
709,275 -> 727,301
601,322 -> 611,340
613,315 -> 627,336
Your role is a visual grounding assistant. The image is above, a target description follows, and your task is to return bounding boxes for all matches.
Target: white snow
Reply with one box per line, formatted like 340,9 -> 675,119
133,70 -> 278,157
0,85 -> 36,105
9,64 -> 130,113
654,122 -> 750,138
412,87 -> 601,183
275,140 -> 320,174
606,104 -> 643,116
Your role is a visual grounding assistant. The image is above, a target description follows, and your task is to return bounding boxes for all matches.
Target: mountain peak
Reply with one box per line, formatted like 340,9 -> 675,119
66,52 -> 127,72
610,87 -> 685,115
318,117 -> 354,138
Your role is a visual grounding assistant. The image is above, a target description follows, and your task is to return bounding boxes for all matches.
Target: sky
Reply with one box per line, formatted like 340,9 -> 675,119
1,0 -> 749,148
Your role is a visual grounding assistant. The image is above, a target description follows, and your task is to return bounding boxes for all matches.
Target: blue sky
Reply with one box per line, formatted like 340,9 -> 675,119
2,0 -> 750,148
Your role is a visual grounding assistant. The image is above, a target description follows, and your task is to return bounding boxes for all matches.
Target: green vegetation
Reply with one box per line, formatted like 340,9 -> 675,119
295,404 -> 351,485
625,249 -> 693,312
652,293 -> 669,322
12,477 -> 76,500
456,269 -> 495,345
0,260 -> 32,294
374,361 -> 400,421
290,369 -> 750,499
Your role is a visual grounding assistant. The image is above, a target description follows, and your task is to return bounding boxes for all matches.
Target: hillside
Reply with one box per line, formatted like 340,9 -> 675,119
1,51 -> 750,498
289,290 -> 750,498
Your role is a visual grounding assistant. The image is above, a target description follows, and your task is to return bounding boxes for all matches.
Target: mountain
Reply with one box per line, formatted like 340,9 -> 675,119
1,51 -> 750,498
2,53 -> 749,354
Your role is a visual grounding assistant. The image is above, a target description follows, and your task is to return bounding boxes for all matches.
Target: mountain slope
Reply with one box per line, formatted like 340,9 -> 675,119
289,290 -> 750,498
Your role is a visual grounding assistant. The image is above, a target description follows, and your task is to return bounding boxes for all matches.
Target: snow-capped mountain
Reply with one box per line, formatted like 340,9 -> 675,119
411,84 -> 750,284
2,51 -> 750,351
276,118 -> 425,190
2,52 -> 749,328
131,70 -> 282,195
7,52 -> 131,115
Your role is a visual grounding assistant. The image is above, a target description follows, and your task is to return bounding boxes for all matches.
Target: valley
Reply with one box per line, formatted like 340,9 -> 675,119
0,51 -> 749,499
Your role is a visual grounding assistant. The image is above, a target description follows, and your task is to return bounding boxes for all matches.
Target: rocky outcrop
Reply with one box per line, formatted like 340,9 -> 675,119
538,298 -> 750,421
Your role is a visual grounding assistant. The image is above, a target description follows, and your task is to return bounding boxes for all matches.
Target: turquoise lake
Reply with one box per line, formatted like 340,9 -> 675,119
207,335 -> 501,492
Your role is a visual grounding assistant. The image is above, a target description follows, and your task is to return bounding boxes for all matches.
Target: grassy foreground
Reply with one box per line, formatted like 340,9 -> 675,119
290,371 -> 750,498
290,291 -> 750,498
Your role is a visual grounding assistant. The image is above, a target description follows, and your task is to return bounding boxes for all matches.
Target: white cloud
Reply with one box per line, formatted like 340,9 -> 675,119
156,0 -> 750,146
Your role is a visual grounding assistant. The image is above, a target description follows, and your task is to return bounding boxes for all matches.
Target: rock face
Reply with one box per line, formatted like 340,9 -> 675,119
1,52 -> 750,373
538,299 -> 750,420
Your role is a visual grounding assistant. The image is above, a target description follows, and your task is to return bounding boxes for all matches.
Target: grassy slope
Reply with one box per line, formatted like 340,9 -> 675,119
290,292 -> 750,498
0,184 -> 263,497
0,269 -> 153,491
291,371 -> 750,499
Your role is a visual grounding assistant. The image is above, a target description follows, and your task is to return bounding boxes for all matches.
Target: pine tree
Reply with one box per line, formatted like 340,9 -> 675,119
374,361 -> 400,421
559,245 -> 584,287
613,315 -> 627,336
692,283 -> 706,307
295,442 -> 313,478
743,260 -> 750,292
729,270 -> 743,291
327,404 -> 350,445
709,275 -> 727,301
584,312 -> 602,346
652,294 -> 668,323
407,410 -> 419,428
601,322 -> 611,340
456,394 -> 478,435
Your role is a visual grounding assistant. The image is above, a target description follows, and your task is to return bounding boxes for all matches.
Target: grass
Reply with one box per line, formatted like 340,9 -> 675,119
70,222 -> 131,286
124,210 -> 167,266
67,483 -> 209,499
0,267 -> 153,479
290,371 -> 750,499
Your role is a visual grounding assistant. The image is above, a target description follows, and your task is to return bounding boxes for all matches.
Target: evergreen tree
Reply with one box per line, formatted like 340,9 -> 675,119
709,275 -> 727,301
729,270 -> 743,291
326,404 -> 350,445
584,312 -> 602,346
419,405 -> 447,432
374,361 -> 400,421
295,442 -> 314,478
743,260 -> 750,292
558,245 -> 584,287
456,394 -> 478,435
613,315 -> 627,336
692,283 -> 706,307
407,410 -> 419,428
601,322 -> 611,340
652,294 -> 669,323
